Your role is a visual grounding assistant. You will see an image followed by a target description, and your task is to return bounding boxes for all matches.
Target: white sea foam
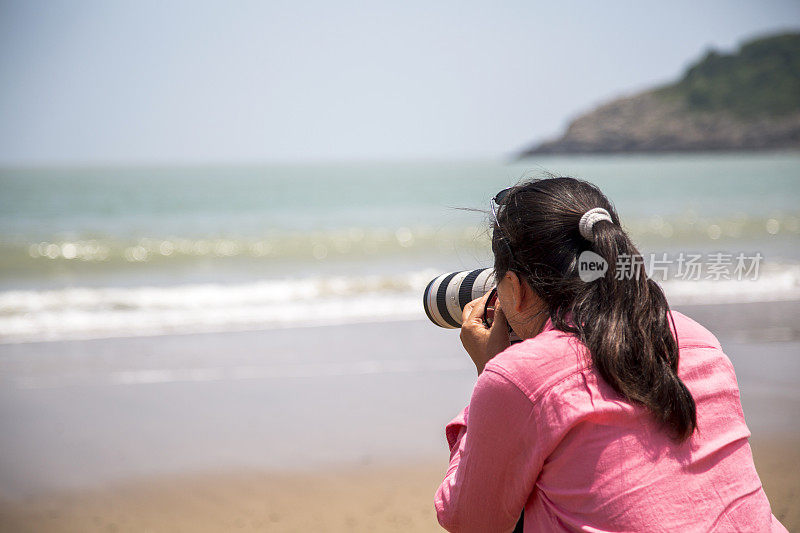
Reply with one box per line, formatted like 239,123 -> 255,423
0,265 -> 798,344
0,270 -> 441,344
660,264 -> 800,304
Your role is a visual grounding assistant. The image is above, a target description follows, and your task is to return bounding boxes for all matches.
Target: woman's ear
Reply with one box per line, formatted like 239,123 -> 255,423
505,271 -> 540,314
505,271 -> 526,313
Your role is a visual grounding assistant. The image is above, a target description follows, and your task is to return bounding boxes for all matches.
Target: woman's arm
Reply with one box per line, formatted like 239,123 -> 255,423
434,366 -> 543,533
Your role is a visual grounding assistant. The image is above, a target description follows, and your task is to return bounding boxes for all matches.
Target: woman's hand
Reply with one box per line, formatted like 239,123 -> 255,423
460,292 -> 511,375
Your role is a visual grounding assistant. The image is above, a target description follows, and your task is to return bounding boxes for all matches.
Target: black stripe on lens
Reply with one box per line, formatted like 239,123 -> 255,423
436,272 -> 461,328
458,269 -> 484,310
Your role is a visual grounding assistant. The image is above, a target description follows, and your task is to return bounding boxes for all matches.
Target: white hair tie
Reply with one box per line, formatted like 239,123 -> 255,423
579,207 -> 613,241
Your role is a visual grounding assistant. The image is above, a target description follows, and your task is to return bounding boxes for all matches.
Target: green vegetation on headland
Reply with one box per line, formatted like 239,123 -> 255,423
520,32 -> 800,155
664,33 -> 800,117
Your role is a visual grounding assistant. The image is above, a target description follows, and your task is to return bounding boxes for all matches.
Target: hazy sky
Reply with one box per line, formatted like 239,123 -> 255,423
1,1 -> 799,164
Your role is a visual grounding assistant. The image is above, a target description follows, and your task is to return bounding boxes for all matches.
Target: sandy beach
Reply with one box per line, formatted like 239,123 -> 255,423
1,300 -> 798,532
1,436 -> 797,532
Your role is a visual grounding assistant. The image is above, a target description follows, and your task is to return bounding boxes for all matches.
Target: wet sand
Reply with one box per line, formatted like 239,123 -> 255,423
0,300 -> 798,531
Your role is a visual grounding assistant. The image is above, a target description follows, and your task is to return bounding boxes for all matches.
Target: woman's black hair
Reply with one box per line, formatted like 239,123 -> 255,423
492,176 -> 696,442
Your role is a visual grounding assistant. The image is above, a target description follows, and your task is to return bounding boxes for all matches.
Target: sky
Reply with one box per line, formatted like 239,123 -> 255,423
1,0 -> 799,165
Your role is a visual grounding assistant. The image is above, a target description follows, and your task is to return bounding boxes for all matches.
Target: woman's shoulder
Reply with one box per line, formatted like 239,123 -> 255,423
668,310 -> 723,351
668,311 -> 740,388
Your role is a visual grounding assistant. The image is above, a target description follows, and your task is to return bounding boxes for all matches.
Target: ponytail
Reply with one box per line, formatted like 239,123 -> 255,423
492,177 -> 697,442
574,216 -> 696,441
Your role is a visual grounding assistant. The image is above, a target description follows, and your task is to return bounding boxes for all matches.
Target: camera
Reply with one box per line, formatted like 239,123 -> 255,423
423,268 -> 495,328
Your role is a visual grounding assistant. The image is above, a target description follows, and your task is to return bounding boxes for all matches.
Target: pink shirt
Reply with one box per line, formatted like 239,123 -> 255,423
435,311 -> 787,532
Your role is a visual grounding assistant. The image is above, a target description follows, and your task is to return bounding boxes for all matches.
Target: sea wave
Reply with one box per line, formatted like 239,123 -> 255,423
1,211 -> 798,268
0,270 -> 437,343
1,264 -> 799,344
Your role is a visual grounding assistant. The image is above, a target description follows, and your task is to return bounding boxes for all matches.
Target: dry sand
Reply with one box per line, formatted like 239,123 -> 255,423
0,463 -> 446,533
1,436 -> 796,532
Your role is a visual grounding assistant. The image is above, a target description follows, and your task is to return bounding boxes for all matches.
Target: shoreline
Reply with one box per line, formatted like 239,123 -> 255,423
2,294 -> 799,348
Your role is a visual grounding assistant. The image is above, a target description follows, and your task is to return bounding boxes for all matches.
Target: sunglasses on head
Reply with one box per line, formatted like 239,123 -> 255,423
491,186 -> 517,263
490,186 -> 513,228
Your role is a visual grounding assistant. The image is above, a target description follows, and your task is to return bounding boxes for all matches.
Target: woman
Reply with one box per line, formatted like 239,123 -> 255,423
434,177 -> 786,532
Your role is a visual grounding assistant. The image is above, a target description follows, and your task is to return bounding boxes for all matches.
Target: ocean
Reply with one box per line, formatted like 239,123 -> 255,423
1,152 -> 799,344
